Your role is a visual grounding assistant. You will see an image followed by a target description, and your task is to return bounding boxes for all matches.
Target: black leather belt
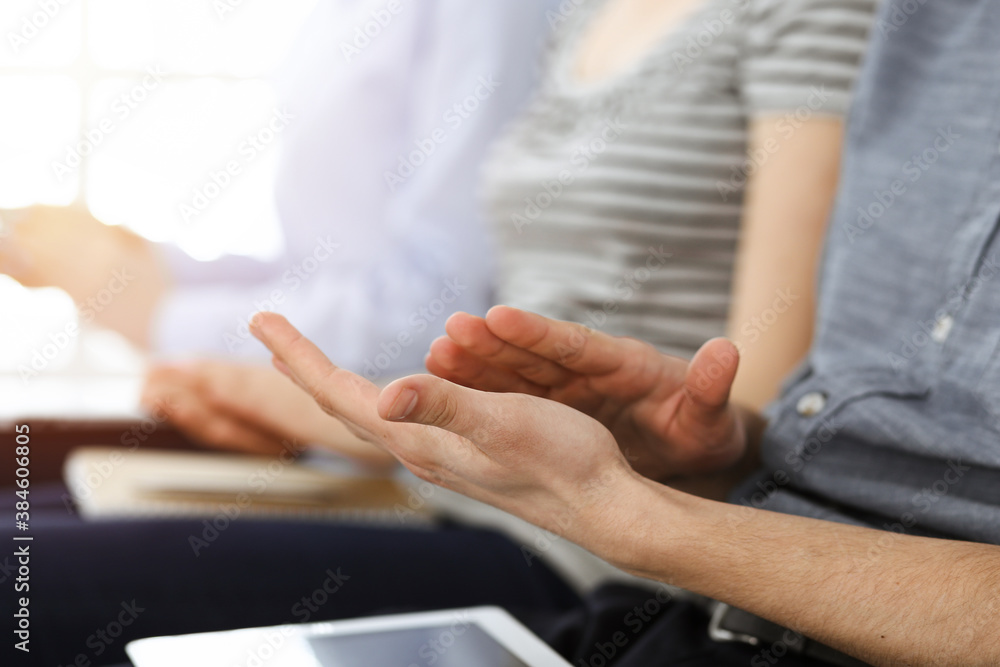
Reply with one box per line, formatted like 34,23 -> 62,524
708,603 -> 872,667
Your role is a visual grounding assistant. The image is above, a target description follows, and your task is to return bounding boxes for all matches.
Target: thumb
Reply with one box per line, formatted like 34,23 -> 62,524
378,375 -> 498,444
683,337 -> 739,414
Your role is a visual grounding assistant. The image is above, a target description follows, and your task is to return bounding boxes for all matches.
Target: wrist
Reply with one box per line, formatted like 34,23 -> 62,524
578,472 -> 703,582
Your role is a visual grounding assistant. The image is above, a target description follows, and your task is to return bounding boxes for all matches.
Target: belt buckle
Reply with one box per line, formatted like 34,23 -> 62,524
707,602 -> 760,646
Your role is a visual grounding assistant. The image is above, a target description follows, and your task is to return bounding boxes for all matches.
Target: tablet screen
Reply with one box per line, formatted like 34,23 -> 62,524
306,624 -> 531,667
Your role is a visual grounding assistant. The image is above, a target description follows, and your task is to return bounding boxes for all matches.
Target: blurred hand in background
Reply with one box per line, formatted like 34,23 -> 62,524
0,205 -> 169,349
141,359 -> 396,469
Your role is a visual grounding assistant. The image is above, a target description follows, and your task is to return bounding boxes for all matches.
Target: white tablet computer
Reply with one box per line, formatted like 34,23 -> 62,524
126,606 -> 571,667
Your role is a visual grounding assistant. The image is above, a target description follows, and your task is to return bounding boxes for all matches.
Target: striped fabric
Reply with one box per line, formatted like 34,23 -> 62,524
482,0 -> 876,358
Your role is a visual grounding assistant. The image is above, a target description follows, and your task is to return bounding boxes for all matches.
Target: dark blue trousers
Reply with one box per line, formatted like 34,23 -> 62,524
3,486 -> 838,667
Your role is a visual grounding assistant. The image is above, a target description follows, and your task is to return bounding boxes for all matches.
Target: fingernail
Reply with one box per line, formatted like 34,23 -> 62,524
249,312 -> 264,330
386,388 -> 418,421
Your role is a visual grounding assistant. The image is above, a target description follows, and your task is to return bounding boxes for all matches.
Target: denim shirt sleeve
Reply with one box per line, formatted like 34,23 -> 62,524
742,0 -> 1000,546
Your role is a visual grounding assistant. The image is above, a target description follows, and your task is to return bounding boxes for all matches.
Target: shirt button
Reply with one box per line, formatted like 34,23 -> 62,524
796,392 -> 827,417
931,314 -> 954,343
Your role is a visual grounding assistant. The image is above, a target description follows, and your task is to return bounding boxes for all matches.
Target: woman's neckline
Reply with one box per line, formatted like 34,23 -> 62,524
554,0 -> 720,98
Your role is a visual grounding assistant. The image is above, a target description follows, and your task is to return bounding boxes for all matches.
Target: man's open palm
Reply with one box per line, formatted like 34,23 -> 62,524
426,306 -> 747,480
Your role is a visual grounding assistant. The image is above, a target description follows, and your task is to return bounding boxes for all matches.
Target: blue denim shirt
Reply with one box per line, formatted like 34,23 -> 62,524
735,0 -> 1000,545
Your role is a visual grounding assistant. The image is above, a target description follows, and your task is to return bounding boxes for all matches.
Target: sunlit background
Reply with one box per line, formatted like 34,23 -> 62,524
0,0 -> 317,260
0,0 -> 317,381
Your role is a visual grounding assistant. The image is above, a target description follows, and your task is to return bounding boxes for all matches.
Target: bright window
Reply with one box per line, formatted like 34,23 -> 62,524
0,0 -> 317,260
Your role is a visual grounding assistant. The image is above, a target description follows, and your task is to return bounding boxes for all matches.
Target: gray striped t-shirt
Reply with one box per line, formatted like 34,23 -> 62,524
482,0 -> 876,358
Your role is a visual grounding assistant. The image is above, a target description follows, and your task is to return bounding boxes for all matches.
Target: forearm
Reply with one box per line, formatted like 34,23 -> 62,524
592,478 -> 1000,666
253,309 -> 1000,665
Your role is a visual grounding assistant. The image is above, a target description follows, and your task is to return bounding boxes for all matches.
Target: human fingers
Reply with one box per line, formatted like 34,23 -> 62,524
444,312 -> 575,386
426,336 -> 547,396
